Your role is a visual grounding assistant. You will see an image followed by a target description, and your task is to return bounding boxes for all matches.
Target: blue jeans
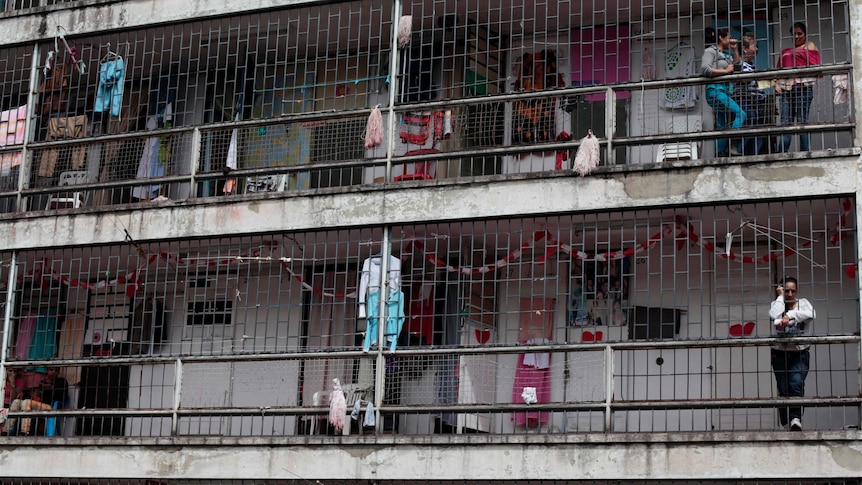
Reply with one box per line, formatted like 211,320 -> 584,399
777,85 -> 814,152
706,86 -> 746,154
771,348 -> 810,426
363,289 -> 405,353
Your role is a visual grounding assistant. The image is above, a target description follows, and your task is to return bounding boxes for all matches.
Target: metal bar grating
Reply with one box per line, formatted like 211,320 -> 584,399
0,197 -> 858,437
0,1 -> 854,210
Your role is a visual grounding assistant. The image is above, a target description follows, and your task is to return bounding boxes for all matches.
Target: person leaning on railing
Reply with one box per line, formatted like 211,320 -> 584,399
768,276 -> 815,432
773,21 -> 820,152
3,388 -> 54,436
732,32 -> 769,155
701,28 -> 745,157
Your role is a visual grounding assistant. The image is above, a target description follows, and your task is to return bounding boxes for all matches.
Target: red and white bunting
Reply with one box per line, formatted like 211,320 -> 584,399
14,198 -> 854,298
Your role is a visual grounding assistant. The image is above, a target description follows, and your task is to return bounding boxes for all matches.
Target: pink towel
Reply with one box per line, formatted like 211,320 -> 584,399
511,353 -> 551,426
0,105 -> 27,172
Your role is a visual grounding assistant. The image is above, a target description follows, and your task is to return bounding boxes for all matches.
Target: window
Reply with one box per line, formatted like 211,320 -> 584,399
183,276 -> 233,339
186,300 -> 232,327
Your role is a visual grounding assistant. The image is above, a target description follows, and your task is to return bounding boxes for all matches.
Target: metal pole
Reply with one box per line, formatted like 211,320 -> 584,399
384,0 -> 403,183
603,344 -> 614,432
372,0 -> 403,433
374,226 -> 393,433
17,44 -> 40,212
605,87 -> 615,166
850,0 -> 862,429
189,127 -> 201,199
171,357 -> 183,436
0,252 -> 18,403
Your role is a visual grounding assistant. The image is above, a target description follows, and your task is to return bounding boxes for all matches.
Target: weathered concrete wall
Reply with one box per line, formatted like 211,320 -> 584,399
0,0 -> 320,45
1,433 -> 860,479
0,154 -> 857,250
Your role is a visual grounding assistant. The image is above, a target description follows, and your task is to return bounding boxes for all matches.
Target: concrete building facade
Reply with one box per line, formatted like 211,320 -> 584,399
0,0 -> 861,483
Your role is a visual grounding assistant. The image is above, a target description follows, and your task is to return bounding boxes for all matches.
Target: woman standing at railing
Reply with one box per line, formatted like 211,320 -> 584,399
774,22 -> 820,152
768,276 -> 816,431
701,28 -> 745,157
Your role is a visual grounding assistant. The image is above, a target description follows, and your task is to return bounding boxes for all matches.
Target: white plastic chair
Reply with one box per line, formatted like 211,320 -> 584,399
655,117 -> 702,163
45,170 -> 89,210
307,383 -> 372,435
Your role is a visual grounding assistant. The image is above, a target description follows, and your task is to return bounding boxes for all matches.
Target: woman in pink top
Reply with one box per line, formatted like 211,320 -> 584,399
775,22 -> 820,152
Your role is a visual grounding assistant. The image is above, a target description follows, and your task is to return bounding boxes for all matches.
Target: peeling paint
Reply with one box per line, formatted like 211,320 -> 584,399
740,165 -> 826,182
0,159 -> 857,250
623,170 -> 701,199
344,446 -> 377,460
827,443 -> 862,471
1,0 -> 318,44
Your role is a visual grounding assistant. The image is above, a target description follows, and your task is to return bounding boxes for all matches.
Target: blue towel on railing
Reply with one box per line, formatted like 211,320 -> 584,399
350,399 -> 375,427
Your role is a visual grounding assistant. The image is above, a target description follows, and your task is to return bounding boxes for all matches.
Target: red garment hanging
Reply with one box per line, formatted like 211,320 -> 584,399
405,282 -> 434,345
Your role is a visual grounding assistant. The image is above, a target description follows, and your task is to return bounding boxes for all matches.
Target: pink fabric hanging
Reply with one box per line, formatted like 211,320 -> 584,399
0,105 -> 27,172
512,297 -> 554,426
364,107 -> 383,148
14,317 -> 36,360
328,378 -> 347,433
511,352 -> 551,426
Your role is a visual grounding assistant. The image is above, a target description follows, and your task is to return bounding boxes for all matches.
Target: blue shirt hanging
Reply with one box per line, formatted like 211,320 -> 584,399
94,58 -> 125,117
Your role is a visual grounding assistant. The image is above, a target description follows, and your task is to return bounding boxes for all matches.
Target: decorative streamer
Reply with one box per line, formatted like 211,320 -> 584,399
15,199 -> 853,298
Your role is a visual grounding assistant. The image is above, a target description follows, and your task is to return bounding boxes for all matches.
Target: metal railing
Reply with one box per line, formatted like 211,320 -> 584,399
0,64 -> 854,215
3,336 -> 859,437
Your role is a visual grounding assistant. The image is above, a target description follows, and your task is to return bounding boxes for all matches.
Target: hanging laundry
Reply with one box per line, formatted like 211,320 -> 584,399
405,282 -> 434,345
14,317 -> 37,360
223,111 -> 241,194
0,105 -> 27,174
350,399 -> 376,428
328,378 -> 347,433
832,74 -> 849,105
511,351 -> 551,427
521,338 -> 551,369
157,103 -> 173,192
131,115 -> 162,200
49,26 -> 85,76
659,43 -> 698,109
362,289 -> 406,353
357,254 -> 402,318
39,60 -> 70,116
28,309 -> 59,363
39,26 -> 84,116
94,57 -> 126,118
37,115 -> 88,177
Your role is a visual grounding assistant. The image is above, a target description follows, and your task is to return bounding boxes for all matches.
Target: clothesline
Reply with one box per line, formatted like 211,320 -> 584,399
252,74 -> 389,94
